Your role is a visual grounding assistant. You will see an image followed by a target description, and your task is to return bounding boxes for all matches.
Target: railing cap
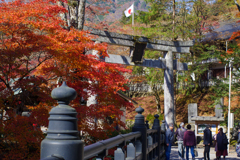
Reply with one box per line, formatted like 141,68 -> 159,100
154,114 -> 159,119
136,106 -> 144,114
51,82 -> 77,104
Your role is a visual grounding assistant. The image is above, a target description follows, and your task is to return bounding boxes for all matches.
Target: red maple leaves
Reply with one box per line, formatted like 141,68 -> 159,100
0,0 -> 133,158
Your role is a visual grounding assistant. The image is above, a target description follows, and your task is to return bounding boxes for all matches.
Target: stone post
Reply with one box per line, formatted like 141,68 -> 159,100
188,103 -> 198,124
114,148 -> 124,160
215,97 -> 224,118
164,51 -> 174,128
127,143 -> 136,159
41,82 -> 84,160
132,106 -> 147,160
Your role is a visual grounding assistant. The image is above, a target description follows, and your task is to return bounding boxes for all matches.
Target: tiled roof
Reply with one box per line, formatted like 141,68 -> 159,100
203,20 -> 240,41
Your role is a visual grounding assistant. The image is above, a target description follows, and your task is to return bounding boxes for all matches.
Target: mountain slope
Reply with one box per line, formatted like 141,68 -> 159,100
87,0 -> 147,22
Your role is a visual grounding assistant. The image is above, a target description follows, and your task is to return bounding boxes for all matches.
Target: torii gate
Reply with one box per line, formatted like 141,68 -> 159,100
84,26 -> 194,127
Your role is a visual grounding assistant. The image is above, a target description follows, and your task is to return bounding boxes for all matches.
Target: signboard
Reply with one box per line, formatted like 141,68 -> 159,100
211,124 -> 217,133
198,124 -> 206,134
197,124 -> 218,135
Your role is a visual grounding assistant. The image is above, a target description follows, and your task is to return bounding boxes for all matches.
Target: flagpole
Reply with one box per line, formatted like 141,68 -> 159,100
132,3 -> 134,26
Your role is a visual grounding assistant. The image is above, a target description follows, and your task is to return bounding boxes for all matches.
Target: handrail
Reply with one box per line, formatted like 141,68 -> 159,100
147,142 -> 158,154
135,153 -> 143,160
40,83 -> 167,160
147,129 -> 157,135
84,131 -> 141,160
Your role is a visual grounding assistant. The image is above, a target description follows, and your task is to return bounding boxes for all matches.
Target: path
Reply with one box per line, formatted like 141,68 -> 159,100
170,146 -> 240,160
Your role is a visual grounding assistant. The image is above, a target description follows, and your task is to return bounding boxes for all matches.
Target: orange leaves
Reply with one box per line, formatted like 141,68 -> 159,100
0,0 -> 65,30
227,48 -> 234,54
0,0 -> 134,156
236,12 -> 240,18
229,20 -> 240,44
229,31 -> 240,41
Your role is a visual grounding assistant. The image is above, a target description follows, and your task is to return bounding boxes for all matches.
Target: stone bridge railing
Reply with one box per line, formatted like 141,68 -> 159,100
40,82 -> 166,160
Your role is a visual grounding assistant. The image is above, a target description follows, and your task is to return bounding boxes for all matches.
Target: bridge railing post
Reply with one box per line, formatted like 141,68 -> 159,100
132,106 -> 147,160
152,115 -> 160,160
114,148 -> 125,160
40,82 -> 84,160
160,120 -> 166,159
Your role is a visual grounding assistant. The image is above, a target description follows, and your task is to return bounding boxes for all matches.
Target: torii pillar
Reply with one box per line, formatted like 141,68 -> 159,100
164,50 -> 174,128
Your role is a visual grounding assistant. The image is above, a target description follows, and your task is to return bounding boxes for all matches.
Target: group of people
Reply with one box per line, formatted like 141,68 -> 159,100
165,123 -> 228,160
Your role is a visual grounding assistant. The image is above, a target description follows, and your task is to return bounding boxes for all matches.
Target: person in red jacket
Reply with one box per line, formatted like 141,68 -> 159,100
183,124 -> 196,160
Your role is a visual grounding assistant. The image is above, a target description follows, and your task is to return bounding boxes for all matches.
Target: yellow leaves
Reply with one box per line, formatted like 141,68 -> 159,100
26,102 -> 52,111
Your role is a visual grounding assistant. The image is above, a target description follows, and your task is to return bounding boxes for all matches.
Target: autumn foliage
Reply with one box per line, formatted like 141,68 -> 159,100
0,0 -> 132,159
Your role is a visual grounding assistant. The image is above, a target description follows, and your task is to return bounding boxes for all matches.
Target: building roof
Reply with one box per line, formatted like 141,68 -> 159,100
191,116 -> 224,122
203,20 -> 240,41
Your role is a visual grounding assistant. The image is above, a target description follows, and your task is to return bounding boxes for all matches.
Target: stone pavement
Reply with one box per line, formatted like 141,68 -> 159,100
170,146 -> 240,160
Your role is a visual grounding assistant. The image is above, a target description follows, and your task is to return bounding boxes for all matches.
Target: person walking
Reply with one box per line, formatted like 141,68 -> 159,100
203,125 -> 212,160
165,123 -> 174,160
183,124 -> 196,160
216,128 -> 228,160
238,128 -> 240,144
237,128 -> 240,157
175,122 -> 186,160
213,130 -> 220,160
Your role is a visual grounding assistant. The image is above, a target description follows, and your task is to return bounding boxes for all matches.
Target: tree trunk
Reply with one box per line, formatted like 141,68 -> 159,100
235,0 -> 240,11
68,5 -> 77,28
57,1 -> 70,28
57,0 -> 86,30
154,92 -> 161,113
152,84 -> 162,114
78,0 -> 86,30
172,0 -> 176,40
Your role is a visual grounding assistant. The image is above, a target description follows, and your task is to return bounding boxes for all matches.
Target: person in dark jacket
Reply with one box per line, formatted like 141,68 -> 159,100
237,128 -> 240,157
183,124 -> 196,160
175,122 -> 186,159
203,125 -> 212,160
216,128 -> 228,160
165,123 -> 174,160
238,128 -> 240,144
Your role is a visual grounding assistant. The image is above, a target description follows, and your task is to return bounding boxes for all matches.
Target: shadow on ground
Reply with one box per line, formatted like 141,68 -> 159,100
170,146 -> 240,160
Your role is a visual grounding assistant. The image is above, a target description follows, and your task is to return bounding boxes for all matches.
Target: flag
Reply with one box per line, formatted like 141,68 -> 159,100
124,4 -> 134,17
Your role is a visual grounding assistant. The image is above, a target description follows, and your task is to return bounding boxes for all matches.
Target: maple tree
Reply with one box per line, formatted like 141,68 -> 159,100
0,0 -> 133,159
212,8 -> 240,101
